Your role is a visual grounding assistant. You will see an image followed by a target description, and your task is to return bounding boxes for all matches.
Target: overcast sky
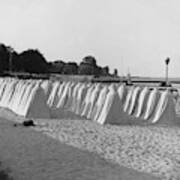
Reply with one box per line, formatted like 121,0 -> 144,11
0,0 -> 180,77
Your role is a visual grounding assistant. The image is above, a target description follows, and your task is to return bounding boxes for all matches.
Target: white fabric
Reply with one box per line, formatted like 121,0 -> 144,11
151,90 -> 168,123
63,82 -> 76,110
128,86 -> 141,115
117,84 -> 125,100
56,82 -> 71,108
47,81 -> 60,107
81,84 -> 95,117
97,85 -> 116,124
0,78 -> 176,124
91,85 -> 109,121
135,87 -> 149,118
0,80 -> 17,108
70,83 -> 82,112
74,84 -> 88,115
123,86 -> 134,112
40,80 -> 51,96
87,84 -> 101,119
143,88 -> 158,120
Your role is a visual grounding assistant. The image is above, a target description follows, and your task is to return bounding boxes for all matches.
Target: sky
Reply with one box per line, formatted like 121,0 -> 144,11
0,0 -> 180,77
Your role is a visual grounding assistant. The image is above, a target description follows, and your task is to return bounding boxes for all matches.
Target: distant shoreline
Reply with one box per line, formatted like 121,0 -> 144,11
1,72 -> 180,84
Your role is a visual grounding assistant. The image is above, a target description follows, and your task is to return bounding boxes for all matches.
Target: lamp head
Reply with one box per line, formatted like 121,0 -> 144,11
165,57 -> 170,65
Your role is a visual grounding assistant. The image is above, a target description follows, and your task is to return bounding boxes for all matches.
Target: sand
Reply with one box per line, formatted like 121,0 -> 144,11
0,107 -> 179,179
0,118 -> 161,180
33,119 -> 180,180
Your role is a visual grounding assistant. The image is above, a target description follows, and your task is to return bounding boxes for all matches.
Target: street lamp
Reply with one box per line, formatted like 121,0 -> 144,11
165,57 -> 170,86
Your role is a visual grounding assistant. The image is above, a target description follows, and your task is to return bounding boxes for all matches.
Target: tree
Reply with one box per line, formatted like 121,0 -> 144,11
101,66 -> 109,75
0,44 -> 112,76
18,49 -> 48,73
78,62 -> 95,75
6,46 -> 14,72
79,55 -> 98,75
48,60 -> 66,73
0,43 -> 9,72
113,68 -> 118,76
82,55 -> 97,66
0,44 -> 22,73
63,62 -> 78,74
11,51 -> 21,72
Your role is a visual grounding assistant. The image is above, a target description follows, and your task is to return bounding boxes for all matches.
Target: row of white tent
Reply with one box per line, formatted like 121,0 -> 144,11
0,78 -> 178,125
0,78 -> 50,119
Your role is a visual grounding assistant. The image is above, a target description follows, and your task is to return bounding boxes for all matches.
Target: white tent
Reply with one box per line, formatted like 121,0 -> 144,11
70,83 -> 82,112
0,78 -> 178,125
63,82 -> 76,110
97,84 -> 130,125
86,84 -> 101,119
25,84 -> 50,119
128,86 -> 141,115
56,82 -> 71,108
117,84 -> 127,103
151,92 -> 178,125
16,82 -> 37,116
0,79 -> 50,119
123,86 -> 134,112
8,80 -> 27,111
0,80 -> 17,108
74,84 -> 88,115
143,88 -> 160,120
81,84 -> 95,117
134,87 -> 150,118
97,85 -> 116,124
40,80 -> 52,97
47,81 -> 61,107
54,82 -> 66,107
150,90 -> 168,123
0,79 -> 8,102
91,85 -> 109,121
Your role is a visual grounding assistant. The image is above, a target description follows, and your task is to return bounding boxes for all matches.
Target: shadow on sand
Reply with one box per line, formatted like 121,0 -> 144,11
0,162 -> 13,180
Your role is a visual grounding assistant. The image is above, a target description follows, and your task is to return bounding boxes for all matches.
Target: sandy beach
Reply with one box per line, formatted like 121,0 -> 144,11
0,118 -> 161,180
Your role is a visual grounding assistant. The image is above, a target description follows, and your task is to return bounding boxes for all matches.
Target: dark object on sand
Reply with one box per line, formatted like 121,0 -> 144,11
13,120 -> 36,127
13,123 -> 17,127
22,120 -> 36,127
0,170 -> 13,180
0,162 -> 13,180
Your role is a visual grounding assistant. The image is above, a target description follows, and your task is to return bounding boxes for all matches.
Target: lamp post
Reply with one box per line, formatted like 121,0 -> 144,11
165,57 -> 170,86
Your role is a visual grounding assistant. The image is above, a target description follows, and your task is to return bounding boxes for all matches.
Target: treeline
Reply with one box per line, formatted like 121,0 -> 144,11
0,43 -> 117,76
